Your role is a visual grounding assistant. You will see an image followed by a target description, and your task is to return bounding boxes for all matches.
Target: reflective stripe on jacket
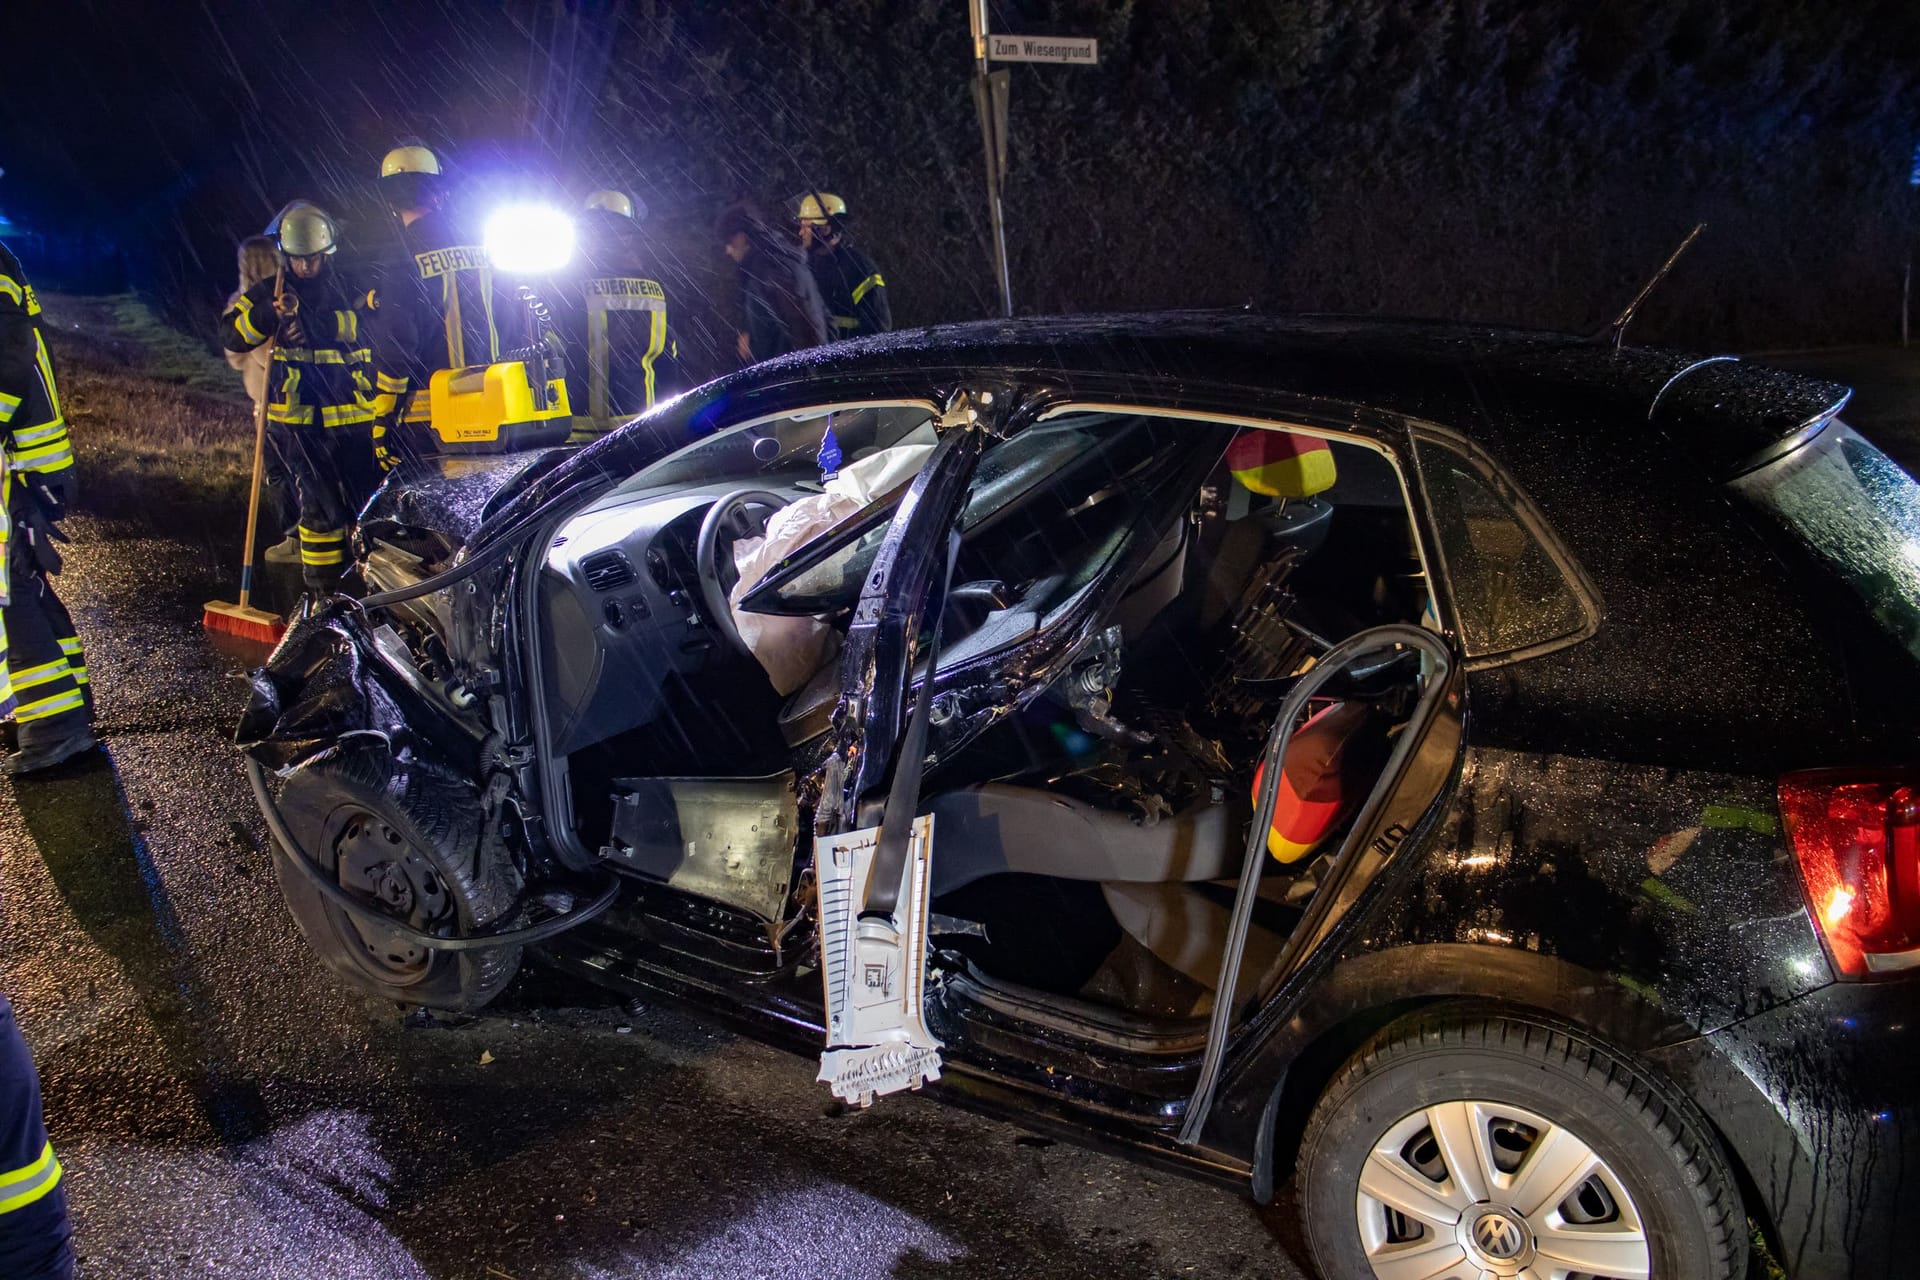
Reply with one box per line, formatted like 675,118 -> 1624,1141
0,991 -> 74,1280
221,274 -> 374,430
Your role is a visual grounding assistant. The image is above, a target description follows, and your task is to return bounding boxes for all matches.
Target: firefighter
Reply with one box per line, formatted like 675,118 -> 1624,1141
565,189 -> 679,436
367,142 -> 546,469
221,203 -> 377,593
0,992 -> 73,1280
0,239 -> 94,775
795,191 -> 891,339
716,201 -> 828,362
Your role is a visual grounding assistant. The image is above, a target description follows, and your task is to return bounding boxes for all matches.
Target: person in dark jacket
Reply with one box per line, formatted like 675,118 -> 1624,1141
0,991 -> 75,1280
559,189 -> 681,436
365,142 -> 553,469
795,191 -> 892,339
716,201 -> 827,364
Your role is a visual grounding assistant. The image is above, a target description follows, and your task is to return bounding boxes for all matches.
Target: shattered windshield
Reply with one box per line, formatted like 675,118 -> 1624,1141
1729,421 -> 1920,662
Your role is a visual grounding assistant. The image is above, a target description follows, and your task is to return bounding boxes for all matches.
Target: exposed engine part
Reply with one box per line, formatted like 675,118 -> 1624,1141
1061,625 -> 1151,746
365,538 -> 454,640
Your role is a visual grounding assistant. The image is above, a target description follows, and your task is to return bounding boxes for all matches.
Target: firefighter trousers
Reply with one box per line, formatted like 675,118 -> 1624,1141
0,993 -> 74,1280
283,423 -> 378,590
4,502 -> 88,738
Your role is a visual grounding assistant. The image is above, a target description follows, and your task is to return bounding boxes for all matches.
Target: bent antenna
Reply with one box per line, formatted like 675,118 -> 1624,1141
1605,222 -> 1705,351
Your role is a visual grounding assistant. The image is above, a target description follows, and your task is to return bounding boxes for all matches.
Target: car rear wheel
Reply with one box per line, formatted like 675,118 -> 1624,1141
1298,1005 -> 1745,1280
270,747 -> 522,1011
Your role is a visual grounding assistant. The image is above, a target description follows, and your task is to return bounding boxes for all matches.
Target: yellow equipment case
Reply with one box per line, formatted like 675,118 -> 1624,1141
428,346 -> 574,454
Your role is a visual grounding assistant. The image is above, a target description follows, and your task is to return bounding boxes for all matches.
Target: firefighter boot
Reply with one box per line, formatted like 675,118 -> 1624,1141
7,718 -> 96,776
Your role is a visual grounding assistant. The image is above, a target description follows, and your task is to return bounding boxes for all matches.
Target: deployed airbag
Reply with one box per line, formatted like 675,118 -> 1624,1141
729,435 -> 934,693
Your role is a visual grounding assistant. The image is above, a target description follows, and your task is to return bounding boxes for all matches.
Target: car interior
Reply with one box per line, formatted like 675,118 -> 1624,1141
535,402 -> 1435,1024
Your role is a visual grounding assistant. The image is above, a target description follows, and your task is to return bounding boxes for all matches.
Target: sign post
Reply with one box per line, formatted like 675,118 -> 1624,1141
969,1 -> 1013,318
966,6 -> 1098,319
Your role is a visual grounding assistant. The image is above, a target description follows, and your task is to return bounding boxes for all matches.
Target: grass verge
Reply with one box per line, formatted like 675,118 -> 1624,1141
39,292 -> 255,531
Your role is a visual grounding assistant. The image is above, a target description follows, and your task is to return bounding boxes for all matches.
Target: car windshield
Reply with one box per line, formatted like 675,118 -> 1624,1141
743,414 -> 1165,615
609,402 -> 937,497
1729,420 -> 1920,662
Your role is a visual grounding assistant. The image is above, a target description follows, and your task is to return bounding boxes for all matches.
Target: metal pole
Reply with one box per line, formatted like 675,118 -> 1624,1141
1905,256 -> 1912,348
970,0 -> 1013,317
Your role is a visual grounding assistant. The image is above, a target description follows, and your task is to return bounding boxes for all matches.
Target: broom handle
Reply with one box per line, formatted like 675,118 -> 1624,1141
236,267 -> 284,610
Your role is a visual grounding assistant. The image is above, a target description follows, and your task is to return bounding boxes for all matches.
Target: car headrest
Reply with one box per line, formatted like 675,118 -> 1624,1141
1228,429 -> 1336,499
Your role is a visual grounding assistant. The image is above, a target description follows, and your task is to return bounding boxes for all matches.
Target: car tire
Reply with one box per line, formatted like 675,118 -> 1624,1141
270,747 -> 522,1011
1298,1004 -> 1745,1280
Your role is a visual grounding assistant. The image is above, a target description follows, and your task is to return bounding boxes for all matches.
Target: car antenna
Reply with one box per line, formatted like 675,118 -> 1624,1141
1601,222 -> 1705,351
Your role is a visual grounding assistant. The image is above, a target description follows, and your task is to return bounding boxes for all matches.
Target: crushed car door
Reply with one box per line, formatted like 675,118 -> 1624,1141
809,386 -> 1019,1106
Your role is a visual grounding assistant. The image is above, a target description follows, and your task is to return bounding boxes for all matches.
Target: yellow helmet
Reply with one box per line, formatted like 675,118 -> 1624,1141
794,191 -> 847,225
380,144 -> 442,179
584,189 -> 635,218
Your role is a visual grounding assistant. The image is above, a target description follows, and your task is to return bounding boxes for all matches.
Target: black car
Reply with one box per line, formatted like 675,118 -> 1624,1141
240,314 -> 1920,1280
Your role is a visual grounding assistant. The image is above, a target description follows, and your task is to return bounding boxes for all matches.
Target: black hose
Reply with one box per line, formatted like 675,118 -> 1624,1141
247,758 -> 621,951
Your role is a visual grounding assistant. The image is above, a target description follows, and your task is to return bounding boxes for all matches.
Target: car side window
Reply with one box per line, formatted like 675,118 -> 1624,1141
1415,436 -> 1591,657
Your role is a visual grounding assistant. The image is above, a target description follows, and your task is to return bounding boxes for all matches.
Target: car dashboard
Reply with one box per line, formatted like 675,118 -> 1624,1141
538,478 -> 810,757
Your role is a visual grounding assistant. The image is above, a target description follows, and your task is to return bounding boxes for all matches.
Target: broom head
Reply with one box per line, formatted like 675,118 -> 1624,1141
203,598 -> 286,644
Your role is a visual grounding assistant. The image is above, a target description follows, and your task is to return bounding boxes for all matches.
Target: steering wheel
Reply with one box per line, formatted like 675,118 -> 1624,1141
696,488 -> 792,656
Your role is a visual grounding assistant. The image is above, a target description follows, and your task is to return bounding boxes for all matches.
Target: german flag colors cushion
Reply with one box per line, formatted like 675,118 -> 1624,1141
1253,700 -> 1379,863
1227,429 -> 1337,498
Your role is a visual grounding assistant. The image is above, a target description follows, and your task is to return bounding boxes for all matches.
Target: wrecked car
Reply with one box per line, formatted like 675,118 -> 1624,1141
240,314 -> 1920,1280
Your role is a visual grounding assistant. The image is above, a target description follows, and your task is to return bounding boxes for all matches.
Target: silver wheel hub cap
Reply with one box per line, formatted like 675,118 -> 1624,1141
1354,1100 -> 1651,1280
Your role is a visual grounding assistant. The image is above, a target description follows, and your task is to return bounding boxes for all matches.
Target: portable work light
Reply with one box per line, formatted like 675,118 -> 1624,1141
483,204 -> 575,274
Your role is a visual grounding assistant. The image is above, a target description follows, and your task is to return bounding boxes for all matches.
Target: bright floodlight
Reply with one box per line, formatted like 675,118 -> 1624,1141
483,204 -> 575,274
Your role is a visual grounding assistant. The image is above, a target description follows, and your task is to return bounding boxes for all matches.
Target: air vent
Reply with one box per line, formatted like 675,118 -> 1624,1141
582,551 -> 636,592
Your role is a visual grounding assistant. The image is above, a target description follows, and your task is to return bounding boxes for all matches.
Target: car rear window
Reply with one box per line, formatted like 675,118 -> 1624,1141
1414,436 -> 1592,658
1729,421 -> 1920,663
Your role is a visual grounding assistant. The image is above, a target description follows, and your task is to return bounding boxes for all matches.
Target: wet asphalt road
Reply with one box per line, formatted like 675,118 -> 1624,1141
0,519 -> 1306,1279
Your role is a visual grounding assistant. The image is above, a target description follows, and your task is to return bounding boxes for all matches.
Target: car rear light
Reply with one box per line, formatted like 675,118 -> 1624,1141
1779,770 -> 1920,977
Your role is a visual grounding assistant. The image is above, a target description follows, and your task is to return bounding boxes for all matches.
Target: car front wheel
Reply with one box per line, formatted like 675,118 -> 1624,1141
270,747 -> 523,1011
1298,1005 -> 1745,1280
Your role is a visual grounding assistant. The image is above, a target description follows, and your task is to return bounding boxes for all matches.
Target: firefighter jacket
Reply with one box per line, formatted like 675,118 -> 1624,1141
0,242 -> 79,718
809,239 -> 891,338
562,209 -> 680,420
365,208 -> 544,428
0,243 -> 74,483
221,270 -> 373,430
736,240 -> 829,361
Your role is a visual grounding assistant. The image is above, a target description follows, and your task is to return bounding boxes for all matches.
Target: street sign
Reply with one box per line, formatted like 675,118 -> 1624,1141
988,34 -> 1099,65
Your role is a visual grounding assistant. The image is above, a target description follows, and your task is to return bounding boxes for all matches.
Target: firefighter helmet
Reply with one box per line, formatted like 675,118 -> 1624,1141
272,202 -> 338,257
585,189 -> 636,219
794,191 -> 847,225
380,144 -> 442,179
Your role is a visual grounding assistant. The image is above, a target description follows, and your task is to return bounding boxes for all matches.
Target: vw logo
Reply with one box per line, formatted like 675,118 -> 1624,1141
1471,1212 -> 1526,1260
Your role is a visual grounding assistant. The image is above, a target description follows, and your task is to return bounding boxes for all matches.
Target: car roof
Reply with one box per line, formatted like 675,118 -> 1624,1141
730,312 -> 1851,475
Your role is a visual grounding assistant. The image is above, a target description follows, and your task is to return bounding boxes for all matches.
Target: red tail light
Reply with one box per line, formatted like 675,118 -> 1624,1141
1779,770 -> 1920,978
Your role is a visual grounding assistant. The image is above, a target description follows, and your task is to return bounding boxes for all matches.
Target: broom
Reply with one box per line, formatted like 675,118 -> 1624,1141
204,266 -> 289,643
